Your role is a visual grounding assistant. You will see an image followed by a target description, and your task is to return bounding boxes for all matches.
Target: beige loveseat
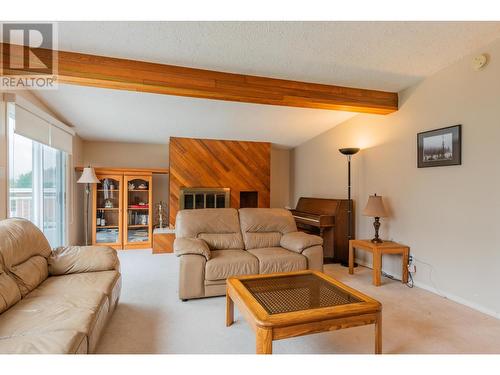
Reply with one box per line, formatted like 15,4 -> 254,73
0,218 -> 121,354
174,208 -> 323,300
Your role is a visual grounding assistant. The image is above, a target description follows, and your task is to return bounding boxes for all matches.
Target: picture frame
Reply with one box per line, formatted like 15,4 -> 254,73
417,125 -> 462,168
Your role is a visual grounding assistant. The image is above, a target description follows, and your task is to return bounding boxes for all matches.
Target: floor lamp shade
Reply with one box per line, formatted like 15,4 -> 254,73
77,167 -> 100,184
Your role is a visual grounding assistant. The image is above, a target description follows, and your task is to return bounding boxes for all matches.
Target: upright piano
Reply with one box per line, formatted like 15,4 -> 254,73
290,197 -> 354,264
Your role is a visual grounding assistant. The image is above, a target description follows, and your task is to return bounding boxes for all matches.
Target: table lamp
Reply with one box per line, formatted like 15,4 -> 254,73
363,194 -> 388,243
77,166 -> 100,245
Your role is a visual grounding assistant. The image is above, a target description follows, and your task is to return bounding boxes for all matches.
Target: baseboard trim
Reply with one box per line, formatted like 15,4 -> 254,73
354,258 -> 500,320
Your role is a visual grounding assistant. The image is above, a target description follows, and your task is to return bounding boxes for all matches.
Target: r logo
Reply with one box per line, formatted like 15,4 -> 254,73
1,23 -> 55,75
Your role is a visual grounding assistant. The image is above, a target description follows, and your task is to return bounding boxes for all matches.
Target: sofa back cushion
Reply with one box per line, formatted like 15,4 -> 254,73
175,208 -> 244,250
0,218 -> 51,297
0,266 -> 21,314
239,208 -> 297,250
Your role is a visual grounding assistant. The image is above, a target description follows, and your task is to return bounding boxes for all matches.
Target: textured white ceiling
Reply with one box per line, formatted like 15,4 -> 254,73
34,84 -> 356,147
56,21 -> 500,92
33,21 -> 500,146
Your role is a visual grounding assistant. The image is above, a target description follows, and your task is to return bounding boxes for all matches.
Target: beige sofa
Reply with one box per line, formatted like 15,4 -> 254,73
0,218 -> 121,354
174,208 -> 323,300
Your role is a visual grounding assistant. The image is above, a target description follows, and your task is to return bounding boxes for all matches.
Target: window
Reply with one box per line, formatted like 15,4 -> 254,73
8,113 -> 67,248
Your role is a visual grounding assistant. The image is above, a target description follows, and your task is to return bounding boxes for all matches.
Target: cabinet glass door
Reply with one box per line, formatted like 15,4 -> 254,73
124,175 -> 152,248
93,175 -> 122,247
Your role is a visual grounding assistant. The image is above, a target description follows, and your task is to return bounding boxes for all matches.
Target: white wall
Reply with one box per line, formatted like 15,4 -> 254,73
292,38 -> 500,317
270,147 -> 291,208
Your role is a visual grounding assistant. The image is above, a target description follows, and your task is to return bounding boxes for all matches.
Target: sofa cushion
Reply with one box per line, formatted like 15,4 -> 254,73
0,271 -> 120,354
239,208 -> 297,250
205,250 -> 259,281
49,245 -> 119,275
0,271 -> 21,314
176,208 -> 244,250
27,271 -> 120,307
247,247 -> 307,274
0,330 -> 87,354
0,292 -> 106,339
0,218 -> 51,297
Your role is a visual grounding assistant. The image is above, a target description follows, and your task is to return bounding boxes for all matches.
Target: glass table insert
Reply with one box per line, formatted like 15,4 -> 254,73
241,273 -> 362,315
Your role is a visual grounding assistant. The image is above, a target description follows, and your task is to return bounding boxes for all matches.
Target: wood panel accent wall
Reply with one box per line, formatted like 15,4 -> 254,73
169,137 -> 271,225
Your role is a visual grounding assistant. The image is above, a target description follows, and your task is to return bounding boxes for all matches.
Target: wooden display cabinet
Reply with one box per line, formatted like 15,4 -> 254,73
123,175 -> 153,249
92,174 -> 123,249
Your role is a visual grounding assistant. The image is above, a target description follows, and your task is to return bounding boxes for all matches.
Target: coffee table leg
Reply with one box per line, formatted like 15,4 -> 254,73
375,311 -> 382,354
226,292 -> 234,327
256,327 -> 273,354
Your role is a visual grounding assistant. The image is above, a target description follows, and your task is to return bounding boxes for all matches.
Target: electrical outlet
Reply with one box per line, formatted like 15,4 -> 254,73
408,264 -> 416,273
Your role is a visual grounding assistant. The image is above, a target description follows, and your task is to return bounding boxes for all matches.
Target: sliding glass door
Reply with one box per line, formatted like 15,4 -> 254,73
8,115 -> 67,248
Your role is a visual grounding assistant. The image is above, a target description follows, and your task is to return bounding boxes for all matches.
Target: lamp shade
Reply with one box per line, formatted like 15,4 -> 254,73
77,167 -> 100,184
363,194 -> 388,217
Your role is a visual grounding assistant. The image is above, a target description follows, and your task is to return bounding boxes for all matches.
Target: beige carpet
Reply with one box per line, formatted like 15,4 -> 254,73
96,250 -> 500,354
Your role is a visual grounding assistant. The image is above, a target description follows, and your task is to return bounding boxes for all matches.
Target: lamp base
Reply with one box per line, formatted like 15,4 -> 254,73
371,238 -> 384,244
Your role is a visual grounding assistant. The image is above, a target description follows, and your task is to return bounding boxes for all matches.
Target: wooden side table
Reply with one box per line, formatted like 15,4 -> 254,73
349,239 -> 409,286
152,228 -> 175,254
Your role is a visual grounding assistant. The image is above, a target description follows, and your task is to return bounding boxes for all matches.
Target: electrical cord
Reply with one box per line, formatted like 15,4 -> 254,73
380,253 -> 414,288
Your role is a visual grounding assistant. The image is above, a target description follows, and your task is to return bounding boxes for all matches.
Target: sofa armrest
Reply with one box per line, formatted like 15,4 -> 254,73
48,245 -> 119,276
174,238 -> 211,260
280,232 -> 323,253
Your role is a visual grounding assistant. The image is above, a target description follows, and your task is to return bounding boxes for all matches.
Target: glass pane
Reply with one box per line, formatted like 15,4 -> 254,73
216,194 -> 226,208
127,228 -> 149,243
96,228 -> 119,243
8,114 -> 66,248
195,193 -> 204,209
184,194 -> 193,209
205,194 -> 215,208
8,123 -> 35,222
97,178 -> 120,209
241,274 -> 362,315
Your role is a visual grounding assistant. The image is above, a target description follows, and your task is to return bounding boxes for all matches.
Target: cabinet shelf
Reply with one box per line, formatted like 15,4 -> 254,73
97,207 -> 119,211
128,224 -> 149,228
128,189 -> 149,192
96,225 -> 119,229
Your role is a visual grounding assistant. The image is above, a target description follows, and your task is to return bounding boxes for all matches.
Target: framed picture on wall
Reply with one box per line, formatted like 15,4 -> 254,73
417,125 -> 462,168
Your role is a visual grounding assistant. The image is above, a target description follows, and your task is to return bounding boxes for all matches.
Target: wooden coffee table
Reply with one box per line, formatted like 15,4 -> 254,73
226,270 -> 382,354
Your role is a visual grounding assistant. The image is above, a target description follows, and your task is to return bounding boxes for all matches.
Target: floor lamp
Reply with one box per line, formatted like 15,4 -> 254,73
77,166 -> 100,245
338,147 -> 360,267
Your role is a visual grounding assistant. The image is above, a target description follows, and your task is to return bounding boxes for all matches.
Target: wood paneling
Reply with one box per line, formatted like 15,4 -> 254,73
1,43 -> 398,114
169,137 -> 270,225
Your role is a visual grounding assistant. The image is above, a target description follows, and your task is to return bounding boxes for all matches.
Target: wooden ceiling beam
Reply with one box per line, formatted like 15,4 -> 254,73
1,43 -> 398,114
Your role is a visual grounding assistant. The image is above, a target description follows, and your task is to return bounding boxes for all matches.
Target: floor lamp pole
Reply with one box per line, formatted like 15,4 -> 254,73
85,183 -> 90,246
339,147 -> 360,267
347,155 -> 352,242
77,166 -> 100,247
